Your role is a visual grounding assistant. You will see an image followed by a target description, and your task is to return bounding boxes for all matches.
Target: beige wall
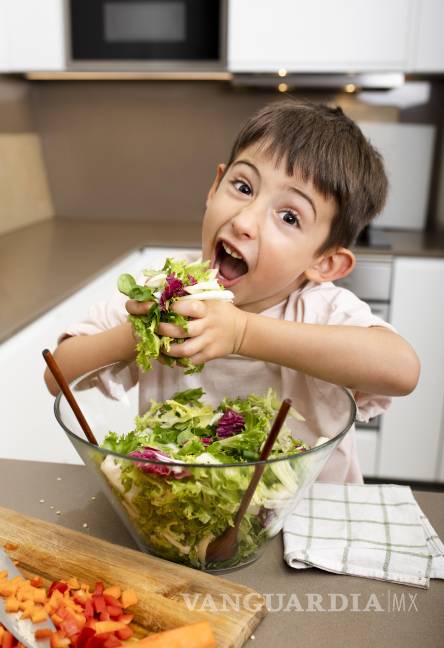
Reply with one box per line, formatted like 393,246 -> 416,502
2,78 -> 442,233
0,77 -> 54,236
28,81 -> 397,224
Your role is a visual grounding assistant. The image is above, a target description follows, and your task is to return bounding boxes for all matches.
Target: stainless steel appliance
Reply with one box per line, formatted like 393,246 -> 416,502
69,0 -> 222,67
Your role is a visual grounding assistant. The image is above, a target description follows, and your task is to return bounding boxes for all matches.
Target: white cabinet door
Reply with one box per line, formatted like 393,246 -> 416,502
0,3 -> 10,71
378,258 -> 444,481
408,0 -> 444,72
355,428 -> 379,477
3,0 -> 65,71
228,0 -> 414,72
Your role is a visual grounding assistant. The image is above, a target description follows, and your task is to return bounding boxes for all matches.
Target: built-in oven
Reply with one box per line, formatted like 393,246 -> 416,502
69,0 -> 223,67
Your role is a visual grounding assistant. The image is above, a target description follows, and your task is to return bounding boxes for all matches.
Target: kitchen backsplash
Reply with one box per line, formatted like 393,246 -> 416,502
0,77 -> 443,233
27,81 -> 400,223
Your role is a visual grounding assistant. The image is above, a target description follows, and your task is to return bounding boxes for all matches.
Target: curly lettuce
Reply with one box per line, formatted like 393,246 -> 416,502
100,388 -> 309,568
118,258 -> 233,374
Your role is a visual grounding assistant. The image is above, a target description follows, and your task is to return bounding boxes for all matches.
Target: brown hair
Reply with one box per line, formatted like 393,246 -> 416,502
226,100 -> 388,252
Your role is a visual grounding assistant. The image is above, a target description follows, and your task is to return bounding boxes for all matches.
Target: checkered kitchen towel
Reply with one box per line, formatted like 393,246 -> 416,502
283,483 -> 444,588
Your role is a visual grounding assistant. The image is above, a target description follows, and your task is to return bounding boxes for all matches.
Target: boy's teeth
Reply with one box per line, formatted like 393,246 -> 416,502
222,241 -> 242,259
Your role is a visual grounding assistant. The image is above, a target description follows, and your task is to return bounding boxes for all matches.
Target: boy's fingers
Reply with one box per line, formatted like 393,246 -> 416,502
163,336 -> 203,359
171,300 -> 207,319
125,299 -> 153,315
157,319 -> 203,339
157,322 -> 188,338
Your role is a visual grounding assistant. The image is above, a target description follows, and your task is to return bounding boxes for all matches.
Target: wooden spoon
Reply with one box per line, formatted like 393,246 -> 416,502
205,398 -> 292,565
42,349 -> 98,446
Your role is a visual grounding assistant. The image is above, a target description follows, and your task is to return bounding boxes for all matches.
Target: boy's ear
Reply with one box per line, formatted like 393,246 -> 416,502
304,247 -> 356,283
206,164 -> 226,205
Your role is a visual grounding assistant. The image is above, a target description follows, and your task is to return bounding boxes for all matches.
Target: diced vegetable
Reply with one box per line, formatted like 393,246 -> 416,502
35,629 -> 54,640
120,590 -> 137,610
0,570 -> 139,648
0,559 -> 216,648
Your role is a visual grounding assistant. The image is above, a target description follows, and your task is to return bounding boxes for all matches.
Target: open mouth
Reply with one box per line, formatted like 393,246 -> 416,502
214,240 -> 249,287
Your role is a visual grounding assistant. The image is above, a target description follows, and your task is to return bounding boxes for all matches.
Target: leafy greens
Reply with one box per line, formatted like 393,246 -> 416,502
100,388 -> 309,568
117,258 -> 233,374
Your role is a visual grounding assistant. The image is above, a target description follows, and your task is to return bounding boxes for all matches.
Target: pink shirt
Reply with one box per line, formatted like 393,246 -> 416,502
63,255 -> 395,484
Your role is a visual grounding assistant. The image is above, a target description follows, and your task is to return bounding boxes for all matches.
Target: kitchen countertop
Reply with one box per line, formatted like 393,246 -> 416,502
0,458 -> 443,648
2,217 -> 444,343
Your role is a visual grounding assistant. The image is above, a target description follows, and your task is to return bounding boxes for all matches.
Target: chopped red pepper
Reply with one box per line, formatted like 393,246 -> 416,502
48,582 -> 69,597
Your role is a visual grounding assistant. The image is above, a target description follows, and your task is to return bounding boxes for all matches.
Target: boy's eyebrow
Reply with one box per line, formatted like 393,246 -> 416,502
232,159 -> 317,220
288,186 -> 317,220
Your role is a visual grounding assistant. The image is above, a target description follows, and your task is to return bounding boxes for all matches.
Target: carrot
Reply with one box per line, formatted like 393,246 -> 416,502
4,543 -> 19,552
103,587 -> 121,600
0,568 -> 141,648
132,622 -> 216,648
120,589 -> 137,609
94,622 -> 127,635
35,629 -> 54,640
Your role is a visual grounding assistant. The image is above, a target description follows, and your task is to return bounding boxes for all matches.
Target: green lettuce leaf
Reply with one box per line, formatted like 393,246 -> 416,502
117,258 -> 225,374
100,388 -> 308,568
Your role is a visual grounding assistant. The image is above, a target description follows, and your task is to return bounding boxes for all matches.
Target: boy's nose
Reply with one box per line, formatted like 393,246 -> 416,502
230,205 -> 260,239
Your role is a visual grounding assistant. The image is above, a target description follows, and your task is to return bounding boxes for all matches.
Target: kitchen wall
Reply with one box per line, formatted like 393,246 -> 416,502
0,77 -> 54,235
1,78 -> 443,231
28,80 -> 401,224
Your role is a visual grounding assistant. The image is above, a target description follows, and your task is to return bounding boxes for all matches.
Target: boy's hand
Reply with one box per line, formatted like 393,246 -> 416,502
125,299 -> 153,316
158,300 -> 248,365
125,299 -> 153,344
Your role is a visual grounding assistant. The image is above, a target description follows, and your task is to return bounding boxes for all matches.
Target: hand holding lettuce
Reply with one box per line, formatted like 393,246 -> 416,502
118,258 -> 233,374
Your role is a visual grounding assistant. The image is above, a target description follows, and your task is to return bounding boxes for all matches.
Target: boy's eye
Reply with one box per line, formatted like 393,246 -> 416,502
279,210 -> 300,227
232,180 -> 252,195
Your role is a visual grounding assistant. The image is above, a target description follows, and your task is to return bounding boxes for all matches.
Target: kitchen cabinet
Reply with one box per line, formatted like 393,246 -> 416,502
355,429 -> 378,477
0,0 -> 65,72
408,0 -> 444,72
0,247 -> 179,464
228,0 -> 414,73
378,257 -> 444,481
0,6 -> 9,70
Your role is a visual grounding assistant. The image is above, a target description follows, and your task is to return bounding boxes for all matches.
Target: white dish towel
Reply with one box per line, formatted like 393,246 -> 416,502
283,483 -> 444,588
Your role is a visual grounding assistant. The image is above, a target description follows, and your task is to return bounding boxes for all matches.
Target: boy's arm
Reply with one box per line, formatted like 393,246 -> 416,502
157,300 -> 420,397
44,322 -> 136,395
238,314 -> 418,396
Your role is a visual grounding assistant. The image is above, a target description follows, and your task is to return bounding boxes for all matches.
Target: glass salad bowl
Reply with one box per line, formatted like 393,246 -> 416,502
54,363 -> 356,572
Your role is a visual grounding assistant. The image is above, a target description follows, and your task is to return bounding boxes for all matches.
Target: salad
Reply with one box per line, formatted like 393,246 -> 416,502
117,258 -> 233,374
99,388 -> 311,569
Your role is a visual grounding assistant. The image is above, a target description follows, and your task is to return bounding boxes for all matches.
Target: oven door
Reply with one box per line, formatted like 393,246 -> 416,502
70,0 -> 221,61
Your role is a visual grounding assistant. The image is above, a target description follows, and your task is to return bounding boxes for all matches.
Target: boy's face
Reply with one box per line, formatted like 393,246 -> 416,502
202,143 -> 338,313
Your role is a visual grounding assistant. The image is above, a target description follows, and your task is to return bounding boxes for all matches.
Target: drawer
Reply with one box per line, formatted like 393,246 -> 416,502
336,255 -> 392,301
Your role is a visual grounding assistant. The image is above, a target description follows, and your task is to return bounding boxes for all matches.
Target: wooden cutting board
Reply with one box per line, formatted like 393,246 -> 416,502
0,506 -> 266,647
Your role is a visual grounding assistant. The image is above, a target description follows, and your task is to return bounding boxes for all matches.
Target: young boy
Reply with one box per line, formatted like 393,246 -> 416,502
45,100 -> 420,483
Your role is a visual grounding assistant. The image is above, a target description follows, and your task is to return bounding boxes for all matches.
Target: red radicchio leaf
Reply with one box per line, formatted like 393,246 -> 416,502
200,436 -> 213,446
216,409 -> 245,439
159,274 -> 187,311
128,446 -> 190,479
